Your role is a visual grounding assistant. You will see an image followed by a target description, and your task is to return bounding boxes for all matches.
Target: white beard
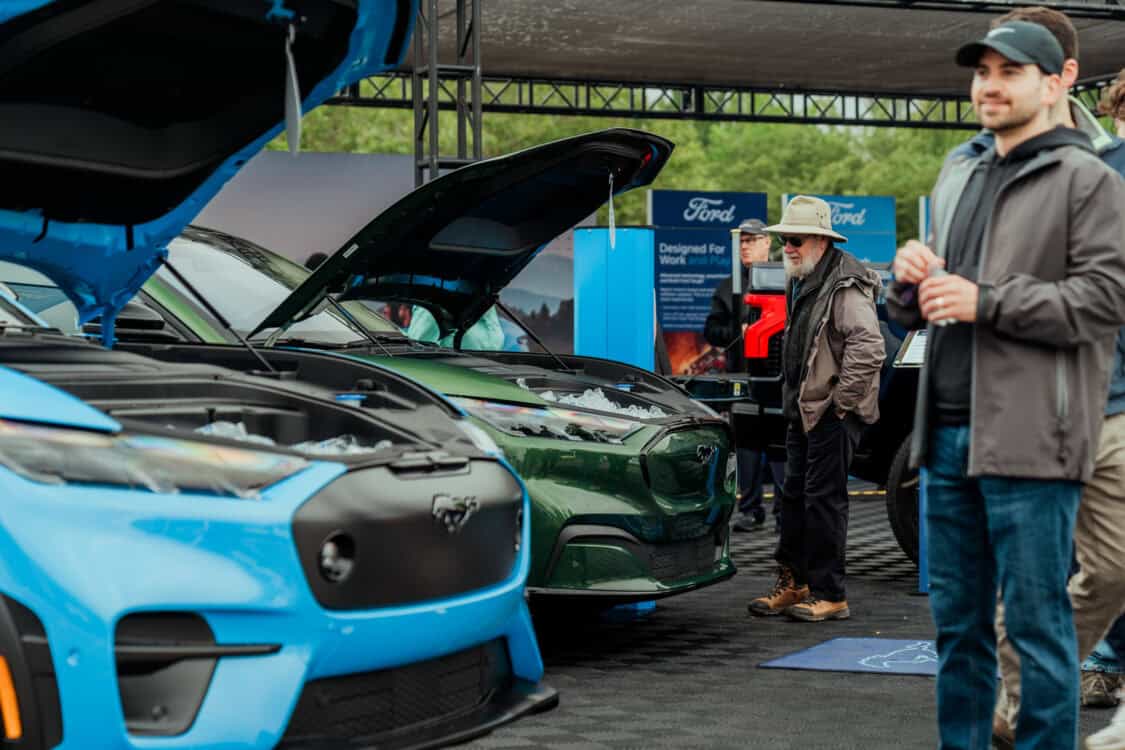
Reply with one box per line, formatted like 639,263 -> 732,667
783,253 -> 817,279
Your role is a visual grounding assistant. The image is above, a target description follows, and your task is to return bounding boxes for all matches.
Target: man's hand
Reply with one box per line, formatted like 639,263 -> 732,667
893,240 -> 943,285
918,273 -> 979,323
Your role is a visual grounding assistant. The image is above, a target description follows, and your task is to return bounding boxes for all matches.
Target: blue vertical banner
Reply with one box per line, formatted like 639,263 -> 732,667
573,228 -> 655,371
783,193 -> 897,264
648,189 -> 768,229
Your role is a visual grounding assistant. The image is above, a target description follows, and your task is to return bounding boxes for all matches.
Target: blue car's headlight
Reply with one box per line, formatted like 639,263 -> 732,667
450,397 -> 643,445
0,419 -> 308,498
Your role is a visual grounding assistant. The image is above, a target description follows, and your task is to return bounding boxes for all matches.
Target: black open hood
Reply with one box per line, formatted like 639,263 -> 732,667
251,128 -> 673,339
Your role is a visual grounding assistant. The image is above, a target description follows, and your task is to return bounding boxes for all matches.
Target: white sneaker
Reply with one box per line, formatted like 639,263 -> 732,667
1087,702 -> 1125,750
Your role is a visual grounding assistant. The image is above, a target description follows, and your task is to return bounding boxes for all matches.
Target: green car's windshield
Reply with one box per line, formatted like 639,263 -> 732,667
162,233 -> 400,345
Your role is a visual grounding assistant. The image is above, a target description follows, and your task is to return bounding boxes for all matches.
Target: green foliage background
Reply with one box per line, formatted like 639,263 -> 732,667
270,107 -> 971,245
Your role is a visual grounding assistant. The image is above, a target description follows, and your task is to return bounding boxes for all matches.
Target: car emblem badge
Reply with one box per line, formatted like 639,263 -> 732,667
696,445 -> 717,464
432,494 -> 480,534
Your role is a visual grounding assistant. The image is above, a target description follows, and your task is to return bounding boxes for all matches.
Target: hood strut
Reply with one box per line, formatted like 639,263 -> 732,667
494,299 -> 572,373
162,260 -> 277,374
324,295 -> 394,357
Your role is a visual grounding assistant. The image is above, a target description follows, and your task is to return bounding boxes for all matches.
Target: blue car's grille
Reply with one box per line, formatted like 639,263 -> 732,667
278,639 -> 511,746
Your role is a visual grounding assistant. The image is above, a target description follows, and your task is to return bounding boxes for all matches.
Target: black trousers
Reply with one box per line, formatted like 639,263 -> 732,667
774,412 -> 861,602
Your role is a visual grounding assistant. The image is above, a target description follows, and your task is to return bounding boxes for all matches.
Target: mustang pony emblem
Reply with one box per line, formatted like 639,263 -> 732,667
695,445 -> 717,464
432,494 -> 480,534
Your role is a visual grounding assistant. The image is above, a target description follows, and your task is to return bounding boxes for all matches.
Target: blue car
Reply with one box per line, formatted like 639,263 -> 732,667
0,2 -> 554,748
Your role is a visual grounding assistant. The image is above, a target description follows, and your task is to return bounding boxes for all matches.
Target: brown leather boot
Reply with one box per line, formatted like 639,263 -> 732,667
748,566 -> 809,616
785,596 -> 850,622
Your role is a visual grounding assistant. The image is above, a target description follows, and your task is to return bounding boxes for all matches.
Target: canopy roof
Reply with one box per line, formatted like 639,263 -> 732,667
420,0 -> 1125,97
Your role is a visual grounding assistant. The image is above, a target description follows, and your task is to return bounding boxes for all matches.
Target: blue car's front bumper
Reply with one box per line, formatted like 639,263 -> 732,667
0,460 -> 554,749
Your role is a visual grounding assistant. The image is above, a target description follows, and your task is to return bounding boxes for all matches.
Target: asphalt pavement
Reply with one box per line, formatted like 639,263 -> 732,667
467,490 -> 1110,749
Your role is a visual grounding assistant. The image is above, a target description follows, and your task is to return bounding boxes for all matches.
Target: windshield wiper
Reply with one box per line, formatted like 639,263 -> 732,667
494,299 -> 573,373
162,260 -> 278,375
0,324 -> 64,336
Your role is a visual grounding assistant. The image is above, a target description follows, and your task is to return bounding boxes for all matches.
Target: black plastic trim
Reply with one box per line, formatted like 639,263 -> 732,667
0,595 -> 63,749
115,643 -> 280,664
114,612 -> 280,737
527,565 -> 737,603
539,522 -> 732,596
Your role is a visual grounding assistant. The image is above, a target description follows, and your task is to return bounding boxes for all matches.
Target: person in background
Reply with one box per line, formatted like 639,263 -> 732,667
407,304 -> 505,351
888,21 -> 1125,748
704,218 -> 779,531
1101,68 -> 1125,138
748,196 -> 884,622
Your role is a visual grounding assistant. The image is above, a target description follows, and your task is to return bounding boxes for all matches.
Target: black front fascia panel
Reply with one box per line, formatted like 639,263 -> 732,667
293,463 -> 522,610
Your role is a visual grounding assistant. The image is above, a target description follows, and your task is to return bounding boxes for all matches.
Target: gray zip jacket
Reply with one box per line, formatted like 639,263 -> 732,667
887,129 -> 1125,481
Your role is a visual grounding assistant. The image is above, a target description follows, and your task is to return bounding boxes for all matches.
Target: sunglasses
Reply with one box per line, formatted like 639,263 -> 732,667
778,235 -> 806,248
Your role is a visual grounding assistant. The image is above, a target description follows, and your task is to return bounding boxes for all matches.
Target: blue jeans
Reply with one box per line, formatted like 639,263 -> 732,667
926,425 -> 1081,750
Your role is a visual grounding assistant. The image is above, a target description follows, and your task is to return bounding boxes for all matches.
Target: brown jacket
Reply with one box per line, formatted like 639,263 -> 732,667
788,249 -> 885,434
888,130 -> 1125,481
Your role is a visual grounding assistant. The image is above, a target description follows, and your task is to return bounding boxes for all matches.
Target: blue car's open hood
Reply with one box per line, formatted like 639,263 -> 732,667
0,0 -> 415,345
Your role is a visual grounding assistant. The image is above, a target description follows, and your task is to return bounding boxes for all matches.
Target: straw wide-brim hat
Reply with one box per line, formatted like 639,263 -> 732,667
765,195 -> 848,243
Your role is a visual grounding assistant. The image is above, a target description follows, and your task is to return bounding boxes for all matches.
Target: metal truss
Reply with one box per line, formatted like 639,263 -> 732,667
332,73 -> 981,129
331,71 -> 1122,130
409,0 -> 481,185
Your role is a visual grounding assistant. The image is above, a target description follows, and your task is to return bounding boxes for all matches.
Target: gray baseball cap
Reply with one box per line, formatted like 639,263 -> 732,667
956,20 -> 1065,75
738,218 -> 768,235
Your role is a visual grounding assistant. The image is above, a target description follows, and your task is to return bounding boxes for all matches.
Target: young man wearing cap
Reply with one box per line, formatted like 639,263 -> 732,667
705,218 -> 778,531
746,195 -> 884,622
888,20 -> 1125,748
941,11 -> 1125,749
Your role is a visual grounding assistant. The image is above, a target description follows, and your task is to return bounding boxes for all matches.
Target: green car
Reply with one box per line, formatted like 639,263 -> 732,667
14,130 -> 737,602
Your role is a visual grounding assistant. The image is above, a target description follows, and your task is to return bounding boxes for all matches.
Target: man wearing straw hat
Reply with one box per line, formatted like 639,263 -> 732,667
747,195 -> 885,622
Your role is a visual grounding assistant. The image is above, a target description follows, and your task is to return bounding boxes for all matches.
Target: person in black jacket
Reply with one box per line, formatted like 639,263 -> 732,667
705,218 -> 777,531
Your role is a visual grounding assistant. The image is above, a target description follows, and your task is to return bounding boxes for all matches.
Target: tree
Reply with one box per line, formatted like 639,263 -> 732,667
271,107 -> 970,244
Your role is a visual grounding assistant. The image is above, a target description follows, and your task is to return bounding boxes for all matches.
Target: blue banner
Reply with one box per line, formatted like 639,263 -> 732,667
653,228 -> 733,332
785,194 -> 897,264
648,189 -> 767,229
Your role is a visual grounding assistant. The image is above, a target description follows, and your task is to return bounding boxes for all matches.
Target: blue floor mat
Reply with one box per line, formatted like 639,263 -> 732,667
760,638 -> 937,676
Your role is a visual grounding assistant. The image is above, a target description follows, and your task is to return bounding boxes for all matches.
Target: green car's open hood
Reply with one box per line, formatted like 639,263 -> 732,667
251,128 -> 673,340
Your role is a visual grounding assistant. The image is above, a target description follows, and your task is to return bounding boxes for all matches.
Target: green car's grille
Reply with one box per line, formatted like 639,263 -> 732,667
649,535 -> 720,583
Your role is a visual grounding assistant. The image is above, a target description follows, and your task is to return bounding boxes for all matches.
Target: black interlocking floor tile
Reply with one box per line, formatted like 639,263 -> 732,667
465,489 -> 1109,749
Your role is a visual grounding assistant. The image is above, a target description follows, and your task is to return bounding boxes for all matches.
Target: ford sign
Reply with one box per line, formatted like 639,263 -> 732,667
649,189 -> 767,229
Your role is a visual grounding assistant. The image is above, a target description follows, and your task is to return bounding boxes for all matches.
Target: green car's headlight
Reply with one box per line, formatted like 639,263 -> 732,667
0,419 -> 309,499
450,397 -> 643,445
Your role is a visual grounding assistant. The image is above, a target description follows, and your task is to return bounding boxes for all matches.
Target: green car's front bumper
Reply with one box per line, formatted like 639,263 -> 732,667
483,418 -> 737,600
